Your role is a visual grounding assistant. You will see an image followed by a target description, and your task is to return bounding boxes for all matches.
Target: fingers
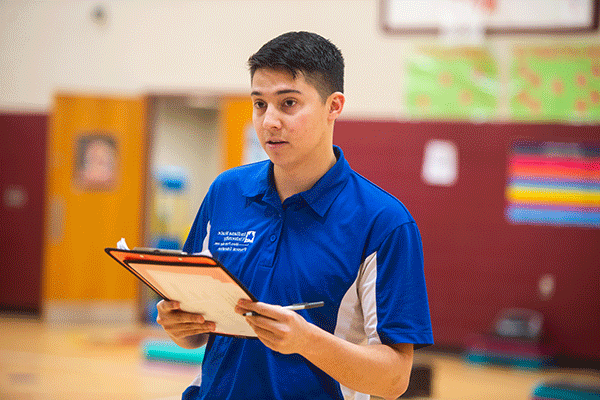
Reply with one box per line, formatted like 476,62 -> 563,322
246,323 -> 279,348
157,300 -> 204,323
243,315 -> 282,350
237,298 -> 317,355
166,322 -> 216,339
236,300 -> 287,320
158,309 -> 206,325
237,299 -> 296,332
156,299 -> 216,337
157,299 -> 181,312
245,316 -> 287,339
234,299 -> 256,315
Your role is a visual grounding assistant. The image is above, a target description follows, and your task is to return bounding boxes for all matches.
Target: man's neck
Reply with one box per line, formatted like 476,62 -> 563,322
273,148 -> 337,202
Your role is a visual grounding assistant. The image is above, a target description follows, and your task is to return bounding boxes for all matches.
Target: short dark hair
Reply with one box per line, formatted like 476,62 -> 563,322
248,31 -> 344,102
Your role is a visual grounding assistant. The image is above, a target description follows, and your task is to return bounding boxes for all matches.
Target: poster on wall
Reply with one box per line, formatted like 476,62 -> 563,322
73,133 -> 118,190
505,140 -> 600,228
510,46 -> 600,122
421,139 -> 459,186
406,47 -> 499,120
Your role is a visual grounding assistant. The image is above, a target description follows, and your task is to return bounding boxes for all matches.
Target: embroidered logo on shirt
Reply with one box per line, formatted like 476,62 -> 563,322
244,231 -> 256,243
215,230 -> 256,252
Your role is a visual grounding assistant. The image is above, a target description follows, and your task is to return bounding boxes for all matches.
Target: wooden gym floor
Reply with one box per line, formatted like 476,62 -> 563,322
1,314 -> 598,399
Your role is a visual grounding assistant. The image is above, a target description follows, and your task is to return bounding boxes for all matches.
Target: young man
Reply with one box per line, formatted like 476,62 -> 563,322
156,31 -> 433,400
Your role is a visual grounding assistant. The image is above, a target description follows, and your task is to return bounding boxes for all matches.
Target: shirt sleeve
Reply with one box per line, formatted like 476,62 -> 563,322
370,222 -> 434,349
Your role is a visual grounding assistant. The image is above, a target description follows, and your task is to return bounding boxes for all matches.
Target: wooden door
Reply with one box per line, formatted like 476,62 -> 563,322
43,94 -> 148,321
220,96 -> 254,170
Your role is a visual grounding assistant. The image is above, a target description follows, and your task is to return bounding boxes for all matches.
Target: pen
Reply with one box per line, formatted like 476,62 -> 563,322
243,301 -> 324,317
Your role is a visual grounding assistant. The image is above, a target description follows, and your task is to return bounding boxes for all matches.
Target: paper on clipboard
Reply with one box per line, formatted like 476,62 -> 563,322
105,241 -> 257,338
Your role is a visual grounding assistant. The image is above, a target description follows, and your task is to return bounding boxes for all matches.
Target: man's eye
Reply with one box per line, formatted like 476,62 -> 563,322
283,99 -> 296,107
253,101 -> 265,109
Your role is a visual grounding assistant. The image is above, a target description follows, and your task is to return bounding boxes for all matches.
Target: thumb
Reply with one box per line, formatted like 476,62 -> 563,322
159,299 -> 180,311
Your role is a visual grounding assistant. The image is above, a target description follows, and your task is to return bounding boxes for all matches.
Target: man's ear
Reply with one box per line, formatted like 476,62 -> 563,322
327,92 -> 345,121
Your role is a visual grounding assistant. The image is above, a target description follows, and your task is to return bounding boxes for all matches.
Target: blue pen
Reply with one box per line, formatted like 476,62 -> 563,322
243,301 -> 324,317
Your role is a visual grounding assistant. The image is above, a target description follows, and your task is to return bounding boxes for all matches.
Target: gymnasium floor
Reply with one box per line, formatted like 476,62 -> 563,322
1,314 -> 598,399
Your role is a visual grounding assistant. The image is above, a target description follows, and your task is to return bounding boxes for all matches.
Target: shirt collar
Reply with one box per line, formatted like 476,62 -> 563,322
241,145 -> 351,217
240,160 -> 271,199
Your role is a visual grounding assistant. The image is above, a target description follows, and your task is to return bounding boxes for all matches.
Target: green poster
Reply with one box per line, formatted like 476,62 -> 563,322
406,47 -> 499,120
511,46 -> 600,122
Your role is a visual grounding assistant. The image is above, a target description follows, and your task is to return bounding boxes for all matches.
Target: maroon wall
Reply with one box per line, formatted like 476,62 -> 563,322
0,113 -> 48,313
334,120 -> 600,362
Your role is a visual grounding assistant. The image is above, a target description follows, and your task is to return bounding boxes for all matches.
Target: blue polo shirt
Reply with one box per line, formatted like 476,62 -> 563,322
182,146 -> 433,400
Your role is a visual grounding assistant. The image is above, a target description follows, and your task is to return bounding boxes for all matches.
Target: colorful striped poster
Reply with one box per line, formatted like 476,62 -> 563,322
505,141 -> 600,228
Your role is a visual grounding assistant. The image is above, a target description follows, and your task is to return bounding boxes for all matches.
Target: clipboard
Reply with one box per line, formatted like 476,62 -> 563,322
105,247 -> 258,338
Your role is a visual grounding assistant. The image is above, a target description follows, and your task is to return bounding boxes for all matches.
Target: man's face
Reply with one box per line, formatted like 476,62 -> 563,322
250,68 -> 333,173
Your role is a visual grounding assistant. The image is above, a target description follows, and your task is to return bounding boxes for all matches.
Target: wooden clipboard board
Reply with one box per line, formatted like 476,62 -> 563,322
105,248 -> 258,338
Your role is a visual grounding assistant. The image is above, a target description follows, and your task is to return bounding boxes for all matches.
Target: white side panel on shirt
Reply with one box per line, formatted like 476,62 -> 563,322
333,251 -> 380,400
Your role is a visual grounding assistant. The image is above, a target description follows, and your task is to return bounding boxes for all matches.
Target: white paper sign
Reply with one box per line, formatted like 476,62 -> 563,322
421,139 -> 459,186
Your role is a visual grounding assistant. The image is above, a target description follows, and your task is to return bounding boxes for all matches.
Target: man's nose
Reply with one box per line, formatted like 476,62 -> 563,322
262,106 -> 282,130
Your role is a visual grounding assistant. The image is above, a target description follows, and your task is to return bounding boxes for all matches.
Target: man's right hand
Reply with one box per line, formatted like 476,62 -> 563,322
156,300 -> 215,349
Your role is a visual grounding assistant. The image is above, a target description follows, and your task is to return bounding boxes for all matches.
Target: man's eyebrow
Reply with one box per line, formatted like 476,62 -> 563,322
250,89 -> 302,97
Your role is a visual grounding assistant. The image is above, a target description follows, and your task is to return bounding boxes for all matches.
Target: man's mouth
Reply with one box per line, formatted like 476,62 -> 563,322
267,139 -> 287,145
